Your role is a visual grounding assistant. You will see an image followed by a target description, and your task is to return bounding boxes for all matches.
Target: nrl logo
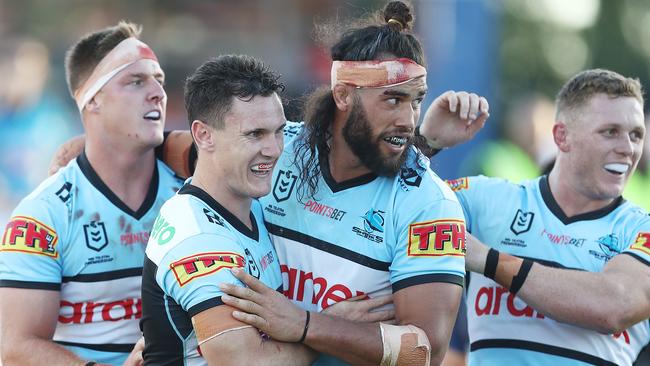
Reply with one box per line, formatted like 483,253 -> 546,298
84,221 -> 108,252
273,170 -> 297,202
510,210 -> 534,235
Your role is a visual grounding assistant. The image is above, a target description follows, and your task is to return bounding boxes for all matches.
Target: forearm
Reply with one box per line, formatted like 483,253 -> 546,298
472,244 -> 643,333
518,264 -> 639,333
303,312 -> 383,366
1,337 -> 87,366
234,339 -> 316,366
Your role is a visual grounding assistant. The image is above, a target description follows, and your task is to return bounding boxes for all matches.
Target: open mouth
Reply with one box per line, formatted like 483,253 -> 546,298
603,163 -> 629,176
251,162 -> 274,176
143,110 -> 161,121
383,136 -> 408,147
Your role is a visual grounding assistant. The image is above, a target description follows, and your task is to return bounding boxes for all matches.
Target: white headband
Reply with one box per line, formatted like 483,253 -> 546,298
73,37 -> 158,111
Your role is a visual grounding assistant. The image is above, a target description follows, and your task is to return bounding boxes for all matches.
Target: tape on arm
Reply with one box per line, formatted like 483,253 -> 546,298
379,322 -> 431,366
192,305 -> 254,345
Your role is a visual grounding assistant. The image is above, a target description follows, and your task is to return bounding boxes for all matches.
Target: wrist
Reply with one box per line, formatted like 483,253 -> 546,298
297,310 -> 311,343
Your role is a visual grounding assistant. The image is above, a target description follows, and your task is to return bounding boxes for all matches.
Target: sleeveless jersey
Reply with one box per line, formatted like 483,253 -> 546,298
141,184 -> 282,366
260,123 -> 467,365
449,175 -> 650,366
0,152 -> 184,365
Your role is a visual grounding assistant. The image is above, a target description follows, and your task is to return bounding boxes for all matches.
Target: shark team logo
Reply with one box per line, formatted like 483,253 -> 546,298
273,170 -> 297,202
352,209 -> 385,243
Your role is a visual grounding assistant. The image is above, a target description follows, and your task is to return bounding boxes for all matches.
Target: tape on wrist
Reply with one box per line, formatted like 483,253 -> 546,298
484,248 -> 499,280
510,259 -> 534,294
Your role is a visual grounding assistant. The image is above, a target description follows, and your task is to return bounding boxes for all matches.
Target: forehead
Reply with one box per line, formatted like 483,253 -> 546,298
577,93 -> 644,129
115,58 -> 164,79
357,76 -> 427,98
226,93 -> 285,130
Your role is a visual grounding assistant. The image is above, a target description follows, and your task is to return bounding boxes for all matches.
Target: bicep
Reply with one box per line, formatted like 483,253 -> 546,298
393,282 -> 462,343
0,288 -> 60,340
193,305 -> 258,365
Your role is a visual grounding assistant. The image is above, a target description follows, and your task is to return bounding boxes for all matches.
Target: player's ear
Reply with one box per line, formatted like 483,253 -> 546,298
553,122 -> 570,152
332,84 -> 354,112
191,120 -> 215,152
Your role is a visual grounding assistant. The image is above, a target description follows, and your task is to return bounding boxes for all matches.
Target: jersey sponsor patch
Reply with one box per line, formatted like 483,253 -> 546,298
629,232 -> 650,256
170,252 -> 245,286
408,219 -> 466,257
445,177 -> 469,192
1,216 -> 59,258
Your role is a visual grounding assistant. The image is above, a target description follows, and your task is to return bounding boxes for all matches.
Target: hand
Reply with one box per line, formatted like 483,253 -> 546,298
419,90 -> 489,149
48,135 -> 86,176
465,233 -> 490,274
122,337 -> 144,366
322,294 -> 395,324
219,268 -> 306,342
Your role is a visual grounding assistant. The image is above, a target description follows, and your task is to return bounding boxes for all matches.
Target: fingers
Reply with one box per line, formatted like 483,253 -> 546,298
231,310 -> 269,330
366,309 -> 396,323
221,293 -> 264,315
230,267 -> 271,294
440,90 -> 490,122
361,294 -> 393,310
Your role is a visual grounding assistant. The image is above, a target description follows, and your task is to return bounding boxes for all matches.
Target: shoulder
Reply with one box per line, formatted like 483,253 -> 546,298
146,191 -> 236,262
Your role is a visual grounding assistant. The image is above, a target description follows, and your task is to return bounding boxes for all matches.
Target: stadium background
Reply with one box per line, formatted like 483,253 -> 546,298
1,0 -> 650,364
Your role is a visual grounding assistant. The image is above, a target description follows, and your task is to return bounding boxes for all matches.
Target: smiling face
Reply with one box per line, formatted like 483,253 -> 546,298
89,59 -> 166,150
210,93 -> 286,200
561,93 -> 645,201
343,76 -> 427,176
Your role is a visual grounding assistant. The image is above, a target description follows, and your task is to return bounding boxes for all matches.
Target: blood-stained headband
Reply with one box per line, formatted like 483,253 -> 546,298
73,37 -> 159,111
330,58 -> 426,89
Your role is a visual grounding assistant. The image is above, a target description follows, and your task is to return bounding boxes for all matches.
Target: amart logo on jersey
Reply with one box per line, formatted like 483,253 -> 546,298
281,265 -> 366,309
1,216 -> 58,257
59,298 -> 141,324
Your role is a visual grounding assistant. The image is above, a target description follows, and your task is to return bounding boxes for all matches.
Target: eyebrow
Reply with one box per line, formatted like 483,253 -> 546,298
126,72 -> 165,79
381,89 -> 427,98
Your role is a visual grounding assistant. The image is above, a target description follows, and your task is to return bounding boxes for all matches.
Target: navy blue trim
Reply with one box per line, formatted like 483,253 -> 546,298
178,184 -> 259,241
470,339 -> 617,366
55,340 -> 135,353
320,154 -> 377,193
392,273 -> 464,293
621,252 -> 650,267
187,297 -> 226,318
77,151 -> 159,220
539,175 -> 624,224
0,280 -> 60,291
266,223 -> 390,271
62,267 -> 142,283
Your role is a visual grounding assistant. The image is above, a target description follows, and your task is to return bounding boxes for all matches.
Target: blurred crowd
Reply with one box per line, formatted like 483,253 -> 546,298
1,0 -> 650,238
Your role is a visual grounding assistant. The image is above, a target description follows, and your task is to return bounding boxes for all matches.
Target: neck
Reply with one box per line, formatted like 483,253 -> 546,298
192,159 -> 252,229
85,138 -> 156,212
328,112 -> 371,182
547,166 -> 615,217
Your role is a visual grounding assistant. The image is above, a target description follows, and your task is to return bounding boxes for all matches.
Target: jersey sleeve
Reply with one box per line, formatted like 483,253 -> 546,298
621,222 -> 650,267
447,175 -> 505,234
0,195 -> 66,290
156,233 -> 247,317
390,193 -> 466,293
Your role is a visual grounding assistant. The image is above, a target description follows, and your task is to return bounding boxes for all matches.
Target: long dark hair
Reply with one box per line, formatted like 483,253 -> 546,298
294,1 -> 426,202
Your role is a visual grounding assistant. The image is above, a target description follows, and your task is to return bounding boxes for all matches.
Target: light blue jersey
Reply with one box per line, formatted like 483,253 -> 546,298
0,152 -> 184,365
449,175 -> 650,366
141,184 -> 283,366
260,123 -> 466,365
